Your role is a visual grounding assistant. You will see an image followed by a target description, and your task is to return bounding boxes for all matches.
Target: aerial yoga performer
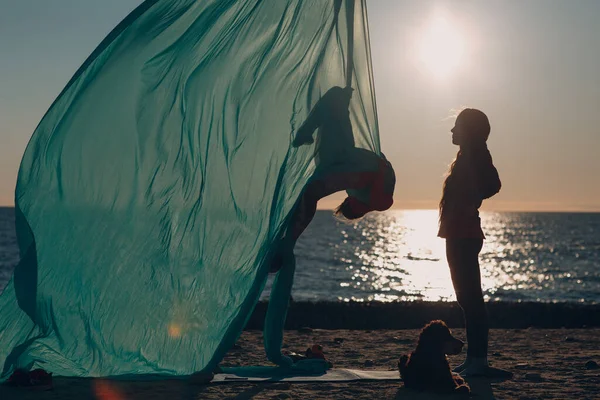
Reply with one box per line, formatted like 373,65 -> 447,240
0,0 -> 393,383
264,85 -> 395,370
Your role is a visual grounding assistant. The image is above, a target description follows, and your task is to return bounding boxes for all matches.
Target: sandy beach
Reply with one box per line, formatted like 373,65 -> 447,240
1,326 -> 599,400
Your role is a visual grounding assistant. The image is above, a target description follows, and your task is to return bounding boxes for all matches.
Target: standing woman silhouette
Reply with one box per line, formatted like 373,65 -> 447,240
438,108 -> 512,378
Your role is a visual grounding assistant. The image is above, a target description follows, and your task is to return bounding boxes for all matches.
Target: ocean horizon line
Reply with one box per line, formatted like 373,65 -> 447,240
2,206 -> 600,213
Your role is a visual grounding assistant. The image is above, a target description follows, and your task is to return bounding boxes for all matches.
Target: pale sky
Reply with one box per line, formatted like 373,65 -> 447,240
1,0 -> 599,211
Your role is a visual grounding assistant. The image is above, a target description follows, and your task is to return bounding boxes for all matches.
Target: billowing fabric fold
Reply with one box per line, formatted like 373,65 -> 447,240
0,0 -> 382,378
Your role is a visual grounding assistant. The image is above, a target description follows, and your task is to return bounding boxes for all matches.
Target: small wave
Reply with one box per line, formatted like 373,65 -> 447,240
405,253 -> 440,262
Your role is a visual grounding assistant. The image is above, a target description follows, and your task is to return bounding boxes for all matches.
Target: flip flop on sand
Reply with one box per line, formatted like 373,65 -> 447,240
288,344 -> 334,368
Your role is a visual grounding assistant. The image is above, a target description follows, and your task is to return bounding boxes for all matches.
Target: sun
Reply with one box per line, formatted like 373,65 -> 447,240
416,14 -> 466,80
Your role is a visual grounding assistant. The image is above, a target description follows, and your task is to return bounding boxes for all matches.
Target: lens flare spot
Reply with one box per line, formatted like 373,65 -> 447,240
93,380 -> 126,400
168,323 -> 182,338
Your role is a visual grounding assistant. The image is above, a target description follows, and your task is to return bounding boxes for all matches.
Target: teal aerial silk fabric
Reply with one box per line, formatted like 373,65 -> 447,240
0,0 -> 381,378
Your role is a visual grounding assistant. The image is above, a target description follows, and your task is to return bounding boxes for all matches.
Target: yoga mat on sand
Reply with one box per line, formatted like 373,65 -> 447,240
213,368 -> 400,383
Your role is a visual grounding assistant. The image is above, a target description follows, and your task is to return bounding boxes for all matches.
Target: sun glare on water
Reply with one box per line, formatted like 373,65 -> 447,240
415,13 -> 467,80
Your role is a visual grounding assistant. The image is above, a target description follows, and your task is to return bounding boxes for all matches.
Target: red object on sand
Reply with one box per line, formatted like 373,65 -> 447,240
6,368 -> 53,391
306,344 -> 326,359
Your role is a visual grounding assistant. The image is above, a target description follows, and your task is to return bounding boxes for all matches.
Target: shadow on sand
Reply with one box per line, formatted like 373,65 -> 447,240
0,377 -> 205,400
0,375 -> 505,400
